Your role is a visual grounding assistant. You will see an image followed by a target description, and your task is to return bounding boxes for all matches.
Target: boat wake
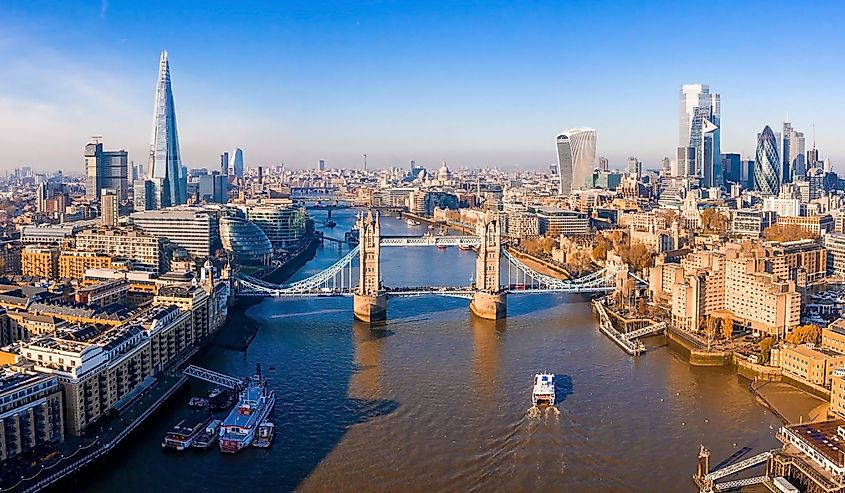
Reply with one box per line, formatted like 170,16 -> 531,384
526,405 -> 560,419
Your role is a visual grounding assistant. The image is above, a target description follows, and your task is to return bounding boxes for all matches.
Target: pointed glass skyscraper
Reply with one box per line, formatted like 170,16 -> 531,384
148,50 -> 187,208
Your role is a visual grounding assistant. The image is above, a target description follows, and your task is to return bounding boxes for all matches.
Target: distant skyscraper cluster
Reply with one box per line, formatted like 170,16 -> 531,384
678,83 -> 721,188
555,128 -> 596,195
782,121 -> 806,182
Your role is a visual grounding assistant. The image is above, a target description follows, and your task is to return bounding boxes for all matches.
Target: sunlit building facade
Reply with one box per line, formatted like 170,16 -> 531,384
229,148 -> 244,178
555,128 -> 596,195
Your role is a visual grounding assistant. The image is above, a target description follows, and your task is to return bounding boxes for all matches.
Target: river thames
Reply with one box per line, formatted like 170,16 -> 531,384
75,210 -> 781,492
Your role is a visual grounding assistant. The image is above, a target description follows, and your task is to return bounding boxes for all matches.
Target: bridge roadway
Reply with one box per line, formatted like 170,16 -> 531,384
379,235 -> 481,247
236,284 -> 616,298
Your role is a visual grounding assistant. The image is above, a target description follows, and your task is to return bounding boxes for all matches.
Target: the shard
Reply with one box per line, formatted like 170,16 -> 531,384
148,50 -> 187,208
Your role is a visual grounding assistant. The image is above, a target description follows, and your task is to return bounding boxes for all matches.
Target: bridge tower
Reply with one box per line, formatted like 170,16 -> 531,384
354,210 -> 387,323
470,213 -> 507,320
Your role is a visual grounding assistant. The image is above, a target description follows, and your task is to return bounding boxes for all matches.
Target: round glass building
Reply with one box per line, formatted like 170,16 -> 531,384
219,216 -> 273,265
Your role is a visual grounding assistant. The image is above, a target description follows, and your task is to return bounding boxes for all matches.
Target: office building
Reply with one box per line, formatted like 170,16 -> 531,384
196,173 -> 227,204
627,156 -> 642,176
660,157 -> 671,175
762,197 -> 800,218
130,161 -> 143,182
730,209 -> 776,237
130,208 -> 219,257
676,146 -> 696,178
318,159 -> 325,171
585,170 -> 623,190
230,148 -> 244,178
504,212 -> 540,240
84,137 -> 129,201
782,121 -> 806,181
721,153 -> 741,184
807,147 -> 820,168
148,50 -> 187,208
246,204 -> 308,248
219,217 -> 273,265
599,156 -> 609,172
133,179 -> 155,211
75,228 -> 171,273
101,190 -> 119,227
531,207 -> 589,237
755,126 -> 780,195
679,84 -> 721,187
776,214 -> 833,237
555,128 -> 596,195
220,152 -> 229,176
36,182 -> 49,213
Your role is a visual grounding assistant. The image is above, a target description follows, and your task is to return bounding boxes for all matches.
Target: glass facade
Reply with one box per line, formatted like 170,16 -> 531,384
149,51 -> 187,208
679,84 -> 721,186
555,128 -> 596,195
755,125 -> 780,196
246,205 -> 308,249
219,217 -> 272,265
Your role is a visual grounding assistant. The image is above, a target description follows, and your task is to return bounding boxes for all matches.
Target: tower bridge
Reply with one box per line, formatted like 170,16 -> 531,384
235,211 -> 638,323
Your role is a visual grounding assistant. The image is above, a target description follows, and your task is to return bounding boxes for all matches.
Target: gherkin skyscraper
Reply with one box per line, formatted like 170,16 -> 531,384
148,50 -> 187,208
755,125 -> 780,196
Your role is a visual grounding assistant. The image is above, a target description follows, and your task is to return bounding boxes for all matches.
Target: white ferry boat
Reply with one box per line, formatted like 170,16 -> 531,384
219,365 -> 276,453
532,372 -> 556,407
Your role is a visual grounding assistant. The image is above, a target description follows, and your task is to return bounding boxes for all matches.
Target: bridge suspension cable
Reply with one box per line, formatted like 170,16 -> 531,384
501,248 -> 617,293
236,242 -> 623,298
237,245 -> 360,296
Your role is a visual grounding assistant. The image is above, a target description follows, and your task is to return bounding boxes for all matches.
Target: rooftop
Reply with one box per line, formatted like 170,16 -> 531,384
784,419 -> 845,467
0,366 -> 55,395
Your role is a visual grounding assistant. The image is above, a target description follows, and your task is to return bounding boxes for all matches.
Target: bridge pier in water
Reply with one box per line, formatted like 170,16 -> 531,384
470,212 -> 507,320
353,293 -> 388,323
354,211 -> 388,323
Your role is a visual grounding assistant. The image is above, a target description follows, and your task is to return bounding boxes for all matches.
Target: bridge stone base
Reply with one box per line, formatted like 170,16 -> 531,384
470,292 -> 507,320
354,293 -> 388,324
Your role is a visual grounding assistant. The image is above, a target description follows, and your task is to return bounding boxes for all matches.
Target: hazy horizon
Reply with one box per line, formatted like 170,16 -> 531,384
1,1 -> 843,174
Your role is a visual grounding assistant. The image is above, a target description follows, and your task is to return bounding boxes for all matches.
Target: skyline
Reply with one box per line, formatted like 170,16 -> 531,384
1,1 -> 844,172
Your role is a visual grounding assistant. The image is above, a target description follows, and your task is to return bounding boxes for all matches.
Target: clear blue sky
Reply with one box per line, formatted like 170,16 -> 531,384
1,0 -> 843,173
